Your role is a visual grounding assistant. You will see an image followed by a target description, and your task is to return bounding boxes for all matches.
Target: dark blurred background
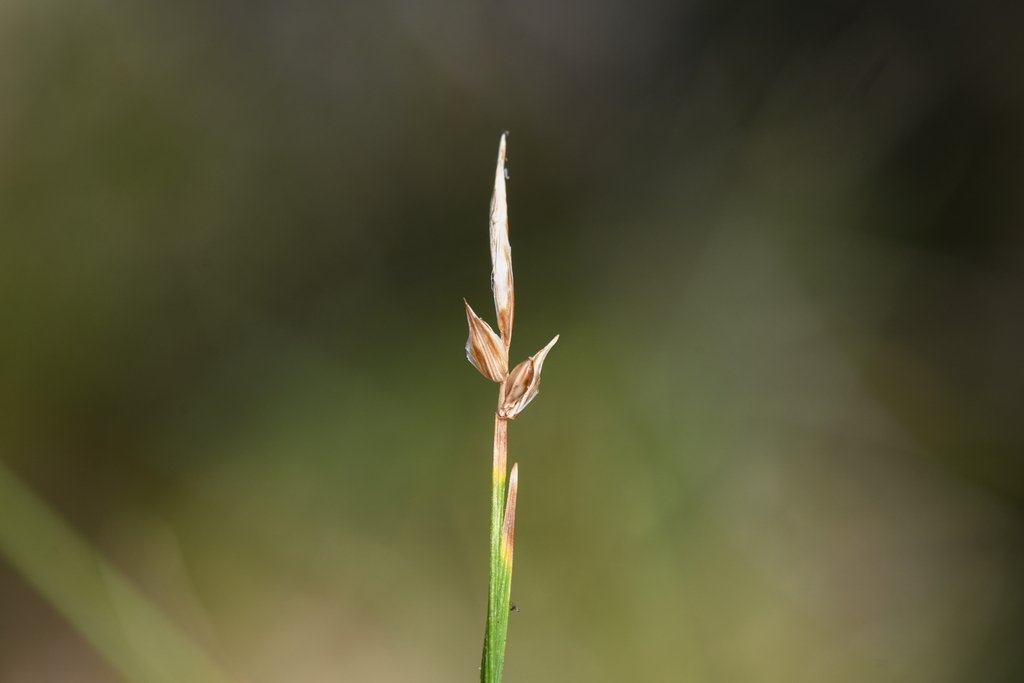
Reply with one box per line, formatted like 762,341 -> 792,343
2,0 -> 1023,681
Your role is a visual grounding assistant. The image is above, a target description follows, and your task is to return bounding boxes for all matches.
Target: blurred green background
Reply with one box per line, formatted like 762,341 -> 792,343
2,1 -> 1023,681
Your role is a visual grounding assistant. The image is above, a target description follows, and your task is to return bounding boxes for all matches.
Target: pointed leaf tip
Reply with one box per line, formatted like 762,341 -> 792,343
500,463 -> 518,564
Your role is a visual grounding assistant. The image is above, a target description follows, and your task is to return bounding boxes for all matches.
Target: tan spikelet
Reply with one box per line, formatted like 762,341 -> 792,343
498,335 -> 559,420
490,133 -> 514,346
465,300 -> 508,382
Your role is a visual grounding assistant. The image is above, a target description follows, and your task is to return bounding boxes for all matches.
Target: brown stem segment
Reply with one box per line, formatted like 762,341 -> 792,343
492,413 -> 508,487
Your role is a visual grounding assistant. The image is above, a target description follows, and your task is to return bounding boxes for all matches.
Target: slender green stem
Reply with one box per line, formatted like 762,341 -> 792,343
483,400 -> 510,682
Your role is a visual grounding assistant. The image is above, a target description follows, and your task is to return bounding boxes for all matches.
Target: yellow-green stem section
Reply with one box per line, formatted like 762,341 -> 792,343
483,410 -> 510,683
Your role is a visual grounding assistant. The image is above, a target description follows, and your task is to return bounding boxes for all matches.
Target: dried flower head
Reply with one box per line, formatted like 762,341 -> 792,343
490,133 -> 514,346
465,299 -> 508,382
465,134 -> 559,421
498,335 -> 559,420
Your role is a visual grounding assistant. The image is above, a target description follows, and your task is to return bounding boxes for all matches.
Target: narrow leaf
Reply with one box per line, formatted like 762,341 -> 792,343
500,463 -> 518,566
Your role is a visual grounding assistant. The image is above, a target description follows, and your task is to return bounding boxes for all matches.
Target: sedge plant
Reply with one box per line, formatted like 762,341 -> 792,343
464,134 -> 559,683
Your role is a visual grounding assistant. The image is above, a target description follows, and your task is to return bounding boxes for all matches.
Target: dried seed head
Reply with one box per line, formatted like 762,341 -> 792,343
498,335 -> 559,419
490,133 -> 514,346
465,299 -> 508,382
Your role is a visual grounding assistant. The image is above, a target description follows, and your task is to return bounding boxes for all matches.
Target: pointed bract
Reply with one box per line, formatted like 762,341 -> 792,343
500,463 -> 518,565
498,335 -> 559,419
465,300 -> 508,382
490,133 -> 514,346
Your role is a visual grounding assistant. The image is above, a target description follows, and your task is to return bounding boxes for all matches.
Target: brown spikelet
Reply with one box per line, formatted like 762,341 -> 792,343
498,335 -> 559,419
490,133 -> 514,346
465,300 -> 508,382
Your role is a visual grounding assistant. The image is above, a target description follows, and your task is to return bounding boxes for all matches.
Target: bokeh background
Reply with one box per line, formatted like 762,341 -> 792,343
2,1 -> 1024,681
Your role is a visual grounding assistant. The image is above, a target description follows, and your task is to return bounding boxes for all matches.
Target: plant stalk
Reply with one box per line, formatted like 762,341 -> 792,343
468,133 -> 557,683
483,387 -> 509,682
